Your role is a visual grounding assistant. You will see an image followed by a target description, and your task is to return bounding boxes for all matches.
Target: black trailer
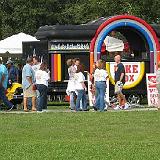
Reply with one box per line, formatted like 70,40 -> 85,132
22,16 -> 160,103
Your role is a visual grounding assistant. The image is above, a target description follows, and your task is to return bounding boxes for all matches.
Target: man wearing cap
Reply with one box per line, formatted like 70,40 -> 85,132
0,59 -> 14,110
6,60 -> 19,83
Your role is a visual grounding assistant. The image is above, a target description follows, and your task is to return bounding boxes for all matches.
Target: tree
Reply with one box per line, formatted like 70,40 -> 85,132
0,0 -> 159,39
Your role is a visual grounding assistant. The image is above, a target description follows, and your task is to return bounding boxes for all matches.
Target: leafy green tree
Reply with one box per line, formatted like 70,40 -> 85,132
0,0 -> 159,39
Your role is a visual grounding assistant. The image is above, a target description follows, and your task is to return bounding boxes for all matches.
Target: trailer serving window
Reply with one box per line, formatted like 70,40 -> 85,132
101,27 -> 150,62
48,41 -> 90,82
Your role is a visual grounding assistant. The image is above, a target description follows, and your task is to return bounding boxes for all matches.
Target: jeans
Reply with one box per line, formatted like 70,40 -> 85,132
0,87 -> 13,109
70,92 -> 76,110
76,90 -> 87,111
36,84 -> 48,111
95,81 -> 106,111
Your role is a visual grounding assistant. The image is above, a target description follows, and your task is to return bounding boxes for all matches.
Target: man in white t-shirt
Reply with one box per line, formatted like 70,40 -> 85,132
32,56 -> 41,74
74,58 -> 80,70
30,56 -> 41,109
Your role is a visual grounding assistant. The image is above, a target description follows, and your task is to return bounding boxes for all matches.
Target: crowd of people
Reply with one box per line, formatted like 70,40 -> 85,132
66,54 -> 129,112
1,53 -> 160,112
0,56 -> 50,112
22,56 -> 50,112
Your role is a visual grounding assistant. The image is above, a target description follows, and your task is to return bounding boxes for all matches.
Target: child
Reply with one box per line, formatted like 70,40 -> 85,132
74,64 -> 88,111
66,59 -> 76,110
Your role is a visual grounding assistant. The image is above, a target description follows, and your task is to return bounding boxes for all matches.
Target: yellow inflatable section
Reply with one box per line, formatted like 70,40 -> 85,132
106,62 -> 145,89
6,83 -> 22,101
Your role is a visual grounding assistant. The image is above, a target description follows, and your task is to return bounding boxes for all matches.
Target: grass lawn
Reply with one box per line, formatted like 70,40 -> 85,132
0,110 -> 160,160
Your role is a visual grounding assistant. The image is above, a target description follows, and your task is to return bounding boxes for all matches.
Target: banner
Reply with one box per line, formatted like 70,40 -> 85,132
146,73 -> 158,106
106,62 -> 145,90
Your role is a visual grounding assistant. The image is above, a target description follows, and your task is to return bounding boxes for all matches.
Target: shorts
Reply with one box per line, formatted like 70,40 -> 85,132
157,84 -> 160,94
23,85 -> 36,98
115,81 -> 124,94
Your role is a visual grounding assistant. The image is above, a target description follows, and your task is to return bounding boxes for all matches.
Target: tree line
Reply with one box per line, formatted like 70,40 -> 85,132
0,0 -> 160,39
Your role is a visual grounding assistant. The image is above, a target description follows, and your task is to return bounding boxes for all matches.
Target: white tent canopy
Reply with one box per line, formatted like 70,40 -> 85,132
104,36 -> 124,52
0,33 -> 38,54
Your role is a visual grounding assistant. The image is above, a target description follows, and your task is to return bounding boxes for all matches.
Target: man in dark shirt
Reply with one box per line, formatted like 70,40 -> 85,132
114,54 -> 128,110
6,60 -> 19,82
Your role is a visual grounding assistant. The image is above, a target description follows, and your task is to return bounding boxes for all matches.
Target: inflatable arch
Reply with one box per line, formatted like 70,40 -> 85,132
90,15 -> 160,74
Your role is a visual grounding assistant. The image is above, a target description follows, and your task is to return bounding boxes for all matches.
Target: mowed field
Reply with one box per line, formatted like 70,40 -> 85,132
0,109 -> 160,160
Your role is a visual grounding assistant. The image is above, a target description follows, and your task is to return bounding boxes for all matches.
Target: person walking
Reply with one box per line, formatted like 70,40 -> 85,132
94,59 -> 108,112
74,64 -> 88,111
35,62 -> 50,112
66,59 -> 76,110
22,57 -> 36,112
114,54 -> 128,110
0,59 -> 14,111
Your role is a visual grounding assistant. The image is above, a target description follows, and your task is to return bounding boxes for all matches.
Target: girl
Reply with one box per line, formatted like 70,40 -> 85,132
66,59 -> 76,110
94,59 -> 108,112
74,64 -> 88,111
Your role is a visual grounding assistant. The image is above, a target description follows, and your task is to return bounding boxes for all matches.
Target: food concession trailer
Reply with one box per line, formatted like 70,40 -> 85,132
22,15 -> 160,103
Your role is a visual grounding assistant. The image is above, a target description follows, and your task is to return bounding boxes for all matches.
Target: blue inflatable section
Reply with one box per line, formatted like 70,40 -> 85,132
96,22 -> 154,54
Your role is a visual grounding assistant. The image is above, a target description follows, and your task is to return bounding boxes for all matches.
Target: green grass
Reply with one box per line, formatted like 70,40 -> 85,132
0,111 -> 160,160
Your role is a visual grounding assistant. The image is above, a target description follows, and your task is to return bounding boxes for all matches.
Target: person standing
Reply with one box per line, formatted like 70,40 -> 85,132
6,60 -> 19,82
32,56 -> 41,108
32,56 -> 41,73
17,63 -> 23,83
74,58 -> 80,70
0,59 -> 14,110
22,57 -> 36,112
156,62 -> 160,110
74,64 -> 88,111
94,60 -> 108,112
35,62 -> 50,112
114,54 -> 128,110
66,59 -> 76,110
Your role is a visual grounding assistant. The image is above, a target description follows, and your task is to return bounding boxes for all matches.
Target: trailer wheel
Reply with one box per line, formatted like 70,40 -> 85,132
128,94 -> 141,105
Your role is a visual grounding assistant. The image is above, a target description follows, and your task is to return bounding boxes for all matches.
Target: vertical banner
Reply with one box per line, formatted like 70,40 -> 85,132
146,73 -> 158,106
87,73 -> 93,107
57,54 -> 61,81
54,54 -> 58,81
105,78 -> 109,108
51,54 -> 54,82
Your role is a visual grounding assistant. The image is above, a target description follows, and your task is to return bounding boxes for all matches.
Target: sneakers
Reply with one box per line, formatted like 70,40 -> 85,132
37,111 -> 43,113
7,105 -> 14,111
124,103 -> 129,110
114,105 -> 120,110
93,106 -> 98,111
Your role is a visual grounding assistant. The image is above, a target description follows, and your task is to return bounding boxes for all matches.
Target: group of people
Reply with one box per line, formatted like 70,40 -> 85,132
66,58 -> 88,111
66,54 -> 129,112
0,56 -> 50,112
22,56 -> 50,112
93,54 -> 129,111
0,59 -> 24,110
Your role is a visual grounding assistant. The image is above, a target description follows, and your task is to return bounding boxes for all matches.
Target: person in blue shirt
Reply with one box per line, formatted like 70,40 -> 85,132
0,59 -> 14,110
6,60 -> 19,82
22,57 -> 36,112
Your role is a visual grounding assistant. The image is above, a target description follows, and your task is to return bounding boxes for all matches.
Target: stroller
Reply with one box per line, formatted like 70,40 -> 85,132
0,80 -> 23,110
